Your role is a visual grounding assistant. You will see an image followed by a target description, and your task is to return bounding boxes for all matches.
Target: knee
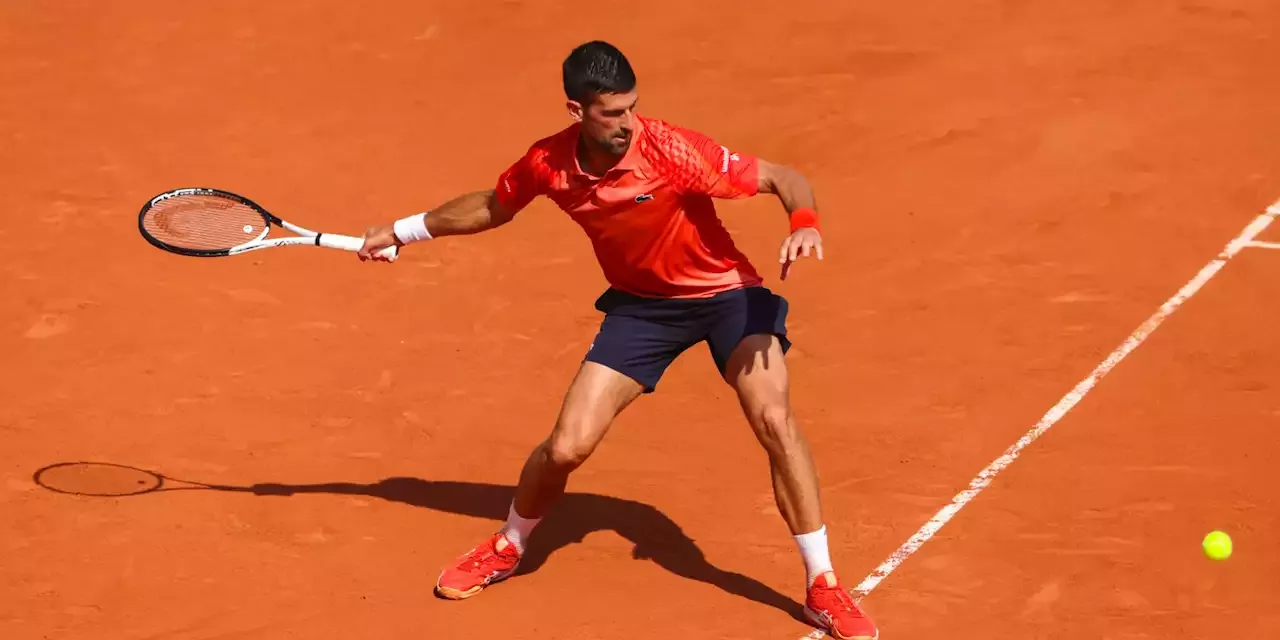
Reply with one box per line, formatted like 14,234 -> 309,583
751,403 -> 800,453
544,426 -> 597,471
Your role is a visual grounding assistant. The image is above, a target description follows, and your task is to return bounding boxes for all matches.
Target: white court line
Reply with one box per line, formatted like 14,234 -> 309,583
1245,241 -> 1280,250
797,200 -> 1280,640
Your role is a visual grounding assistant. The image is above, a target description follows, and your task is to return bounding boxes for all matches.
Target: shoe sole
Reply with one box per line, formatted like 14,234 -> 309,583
434,584 -> 484,600
803,606 -> 880,640
434,566 -> 518,601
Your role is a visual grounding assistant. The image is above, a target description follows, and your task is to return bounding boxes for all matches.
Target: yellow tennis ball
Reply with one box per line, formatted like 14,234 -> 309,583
1202,530 -> 1232,560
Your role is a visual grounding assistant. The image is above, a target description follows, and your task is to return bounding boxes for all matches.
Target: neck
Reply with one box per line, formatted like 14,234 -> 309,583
576,135 -> 622,178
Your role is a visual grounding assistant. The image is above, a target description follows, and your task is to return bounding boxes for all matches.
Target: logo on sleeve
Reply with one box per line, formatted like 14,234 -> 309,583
635,193 -> 654,203
719,146 -> 741,174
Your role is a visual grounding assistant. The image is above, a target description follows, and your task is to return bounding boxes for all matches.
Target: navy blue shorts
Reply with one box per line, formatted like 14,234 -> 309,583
583,285 -> 791,392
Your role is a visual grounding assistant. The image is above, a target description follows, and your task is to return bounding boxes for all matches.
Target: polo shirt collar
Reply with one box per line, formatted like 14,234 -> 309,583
569,117 -> 645,178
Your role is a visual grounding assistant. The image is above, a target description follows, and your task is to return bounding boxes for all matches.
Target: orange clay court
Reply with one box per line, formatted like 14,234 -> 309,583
3,1 -> 1280,638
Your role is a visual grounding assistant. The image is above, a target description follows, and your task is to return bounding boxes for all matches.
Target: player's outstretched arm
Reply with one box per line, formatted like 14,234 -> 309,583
357,189 -> 515,261
756,159 -> 823,278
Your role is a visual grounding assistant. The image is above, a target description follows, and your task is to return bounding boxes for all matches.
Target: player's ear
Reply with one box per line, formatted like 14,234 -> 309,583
567,99 -> 584,123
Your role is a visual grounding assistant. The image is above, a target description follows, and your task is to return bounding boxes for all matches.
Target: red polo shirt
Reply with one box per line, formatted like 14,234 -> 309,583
493,115 -> 765,299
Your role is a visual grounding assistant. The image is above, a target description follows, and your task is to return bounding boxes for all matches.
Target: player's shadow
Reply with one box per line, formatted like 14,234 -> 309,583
31,462 -> 804,622
253,478 -> 804,620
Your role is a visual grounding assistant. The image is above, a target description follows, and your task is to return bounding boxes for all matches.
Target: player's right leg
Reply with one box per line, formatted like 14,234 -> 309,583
512,360 -> 645,521
433,361 -> 642,600
434,289 -> 695,600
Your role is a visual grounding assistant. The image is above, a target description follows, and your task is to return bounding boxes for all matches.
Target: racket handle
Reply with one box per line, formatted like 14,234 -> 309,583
316,233 -> 398,261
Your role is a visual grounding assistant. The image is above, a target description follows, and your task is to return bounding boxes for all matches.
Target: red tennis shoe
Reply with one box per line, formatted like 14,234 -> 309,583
804,572 -> 879,639
434,532 -> 522,600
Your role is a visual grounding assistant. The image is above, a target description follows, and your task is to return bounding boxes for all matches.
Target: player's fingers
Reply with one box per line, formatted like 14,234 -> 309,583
778,238 -> 792,264
359,241 -> 392,262
789,238 -> 802,262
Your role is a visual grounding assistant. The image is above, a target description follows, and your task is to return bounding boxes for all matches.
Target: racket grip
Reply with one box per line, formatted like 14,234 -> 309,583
316,233 -> 398,261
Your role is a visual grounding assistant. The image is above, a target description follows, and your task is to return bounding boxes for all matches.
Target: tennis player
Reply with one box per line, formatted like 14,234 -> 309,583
358,41 -> 878,639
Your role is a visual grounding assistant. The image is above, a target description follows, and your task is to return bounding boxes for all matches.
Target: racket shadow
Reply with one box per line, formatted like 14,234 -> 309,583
33,463 -> 804,622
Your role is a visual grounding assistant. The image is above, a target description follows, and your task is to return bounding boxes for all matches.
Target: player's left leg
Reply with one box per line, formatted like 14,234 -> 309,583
708,287 -> 878,640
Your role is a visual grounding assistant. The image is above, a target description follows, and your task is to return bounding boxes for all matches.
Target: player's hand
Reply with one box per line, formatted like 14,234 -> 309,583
358,225 -> 403,262
778,227 -> 823,280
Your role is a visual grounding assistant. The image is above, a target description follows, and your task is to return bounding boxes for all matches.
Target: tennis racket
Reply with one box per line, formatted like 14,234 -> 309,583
137,187 -> 397,260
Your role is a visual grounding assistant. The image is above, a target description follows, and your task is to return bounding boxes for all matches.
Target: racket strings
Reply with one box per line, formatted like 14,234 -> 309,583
141,194 -> 269,251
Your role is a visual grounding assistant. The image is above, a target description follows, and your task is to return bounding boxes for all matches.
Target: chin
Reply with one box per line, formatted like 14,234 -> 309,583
609,140 -> 631,155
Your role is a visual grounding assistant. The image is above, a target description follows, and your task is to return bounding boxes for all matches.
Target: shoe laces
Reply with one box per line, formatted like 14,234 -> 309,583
460,536 -> 513,572
816,583 -> 863,617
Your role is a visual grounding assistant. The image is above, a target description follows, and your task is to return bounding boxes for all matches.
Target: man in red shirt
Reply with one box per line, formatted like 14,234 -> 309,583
358,41 -> 877,639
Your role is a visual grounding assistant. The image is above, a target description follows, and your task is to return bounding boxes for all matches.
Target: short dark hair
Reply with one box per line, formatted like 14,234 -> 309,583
562,41 -> 637,104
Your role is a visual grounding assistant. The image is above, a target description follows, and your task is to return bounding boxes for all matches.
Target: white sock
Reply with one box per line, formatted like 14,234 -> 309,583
500,502 -> 541,555
794,525 -> 834,587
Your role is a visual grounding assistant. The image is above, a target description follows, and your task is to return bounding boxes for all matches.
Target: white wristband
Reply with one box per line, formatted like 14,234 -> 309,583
392,212 -> 433,244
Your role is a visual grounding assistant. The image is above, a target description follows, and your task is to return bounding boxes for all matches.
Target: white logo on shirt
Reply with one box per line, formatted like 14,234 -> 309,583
719,147 -> 741,174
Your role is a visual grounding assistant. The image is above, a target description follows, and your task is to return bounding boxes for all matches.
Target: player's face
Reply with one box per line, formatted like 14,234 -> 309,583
571,89 -> 638,157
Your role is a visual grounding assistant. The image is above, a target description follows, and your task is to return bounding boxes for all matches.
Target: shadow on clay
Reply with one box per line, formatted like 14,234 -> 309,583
32,461 -> 805,623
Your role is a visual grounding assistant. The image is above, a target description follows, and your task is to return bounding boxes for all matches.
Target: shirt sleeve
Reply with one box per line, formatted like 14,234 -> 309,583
493,146 -> 548,214
644,124 -> 760,199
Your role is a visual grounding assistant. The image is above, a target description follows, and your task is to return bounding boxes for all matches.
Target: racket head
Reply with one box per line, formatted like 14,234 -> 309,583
33,461 -> 166,496
138,187 -> 278,257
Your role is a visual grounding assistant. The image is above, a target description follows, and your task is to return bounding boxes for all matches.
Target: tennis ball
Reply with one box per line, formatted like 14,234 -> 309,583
1202,530 -> 1232,560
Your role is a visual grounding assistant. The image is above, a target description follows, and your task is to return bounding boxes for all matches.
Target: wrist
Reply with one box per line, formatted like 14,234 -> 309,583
392,212 -> 433,244
789,207 -> 821,233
